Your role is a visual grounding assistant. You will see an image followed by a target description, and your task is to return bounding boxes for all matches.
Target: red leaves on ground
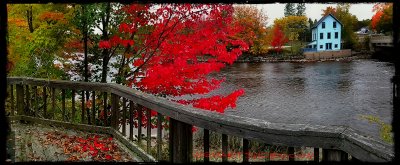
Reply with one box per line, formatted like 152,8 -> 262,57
105,154 -> 113,160
44,132 -> 128,162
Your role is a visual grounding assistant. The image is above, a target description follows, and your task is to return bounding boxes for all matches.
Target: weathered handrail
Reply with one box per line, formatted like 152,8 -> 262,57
6,77 -> 394,162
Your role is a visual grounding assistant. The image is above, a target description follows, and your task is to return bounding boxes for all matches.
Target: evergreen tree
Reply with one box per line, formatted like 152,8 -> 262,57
284,3 -> 296,17
296,3 -> 306,16
308,18 -> 313,28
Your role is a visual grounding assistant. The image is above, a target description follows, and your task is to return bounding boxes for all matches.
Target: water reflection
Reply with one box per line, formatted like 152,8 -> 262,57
214,60 -> 393,143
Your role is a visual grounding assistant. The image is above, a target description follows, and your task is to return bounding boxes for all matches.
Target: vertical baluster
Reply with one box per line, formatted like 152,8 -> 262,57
103,92 -> 108,126
314,148 -> 319,162
157,112 -> 163,160
62,89 -> 66,121
169,117 -> 174,163
341,151 -> 348,161
222,134 -> 228,162
10,85 -> 14,116
81,91 -> 85,124
33,86 -> 37,117
43,87 -> 47,118
137,104 -> 143,143
25,85 -> 30,114
92,91 -> 96,125
122,98 -> 127,136
110,93 -> 119,129
16,84 -> 24,116
51,87 -> 55,119
97,93 -> 100,121
129,101 -> 134,141
288,147 -> 295,161
243,139 -> 249,162
147,108 -> 151,153
86,91 -> 90,124
72,90 -> 76,123
204,129 -> 210,163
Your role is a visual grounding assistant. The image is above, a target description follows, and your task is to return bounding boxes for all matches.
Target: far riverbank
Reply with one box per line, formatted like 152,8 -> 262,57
235,51 -> 373,63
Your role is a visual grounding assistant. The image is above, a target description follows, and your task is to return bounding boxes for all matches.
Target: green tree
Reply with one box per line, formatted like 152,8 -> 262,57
284,3 -> 296,17
8,4 -> 74,79
71,4 -> 98,82
296,3 -> 306,16
335,4 -> 358,49
274,15 -> 308,54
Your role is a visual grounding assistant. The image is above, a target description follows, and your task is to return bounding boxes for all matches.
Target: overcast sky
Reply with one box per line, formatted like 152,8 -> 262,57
237,3 -> 377,27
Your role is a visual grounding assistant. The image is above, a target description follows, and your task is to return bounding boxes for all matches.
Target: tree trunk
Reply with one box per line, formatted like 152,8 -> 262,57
26,5 -> 33,33
100,3 -> 111,83
101,50 -> 109,83
83,5 -> 89,83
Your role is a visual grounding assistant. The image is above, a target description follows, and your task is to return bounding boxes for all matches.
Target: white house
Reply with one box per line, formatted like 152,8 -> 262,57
306,14 -> 343,52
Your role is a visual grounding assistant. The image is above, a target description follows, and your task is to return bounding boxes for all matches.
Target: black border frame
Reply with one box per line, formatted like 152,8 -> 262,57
1,0 -> 399,163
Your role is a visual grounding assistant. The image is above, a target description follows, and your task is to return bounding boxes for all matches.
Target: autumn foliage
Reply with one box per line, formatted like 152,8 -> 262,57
270,25 -> 288,53
322,6 -> 337,16
233,5 -> 270,55
371,3 -> 392,32
98,4 -> 248,127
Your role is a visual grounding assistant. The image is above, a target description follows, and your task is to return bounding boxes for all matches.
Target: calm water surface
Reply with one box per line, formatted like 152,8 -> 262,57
210,59 -> 393,142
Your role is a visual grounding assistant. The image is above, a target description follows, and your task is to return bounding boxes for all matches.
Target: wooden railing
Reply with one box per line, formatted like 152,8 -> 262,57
5,77 -> 394,162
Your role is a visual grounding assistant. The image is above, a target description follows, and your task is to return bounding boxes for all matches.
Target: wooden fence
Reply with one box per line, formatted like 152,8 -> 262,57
5,77 -> 394,162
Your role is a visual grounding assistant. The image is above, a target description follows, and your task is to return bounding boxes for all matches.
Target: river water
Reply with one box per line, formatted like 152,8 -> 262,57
207,59 -> 394,143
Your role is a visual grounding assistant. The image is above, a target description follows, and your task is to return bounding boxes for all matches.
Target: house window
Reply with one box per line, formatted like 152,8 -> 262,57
333,22 -> 337,28
327,32 -> 331,39
335,44 -> 338,48
322,22 -> 325,29
335,32 -> 338,39
320,33 -> 323,39
320,45 -> 323,49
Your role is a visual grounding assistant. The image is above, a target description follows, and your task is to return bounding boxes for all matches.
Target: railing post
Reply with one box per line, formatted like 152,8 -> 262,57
51,87 -> 55,119
169,118 -> 192,163
111,93 -> 119,129
103,92 -> 108,126
25,85 -> 30,114
10,85 -> 14,116
72,90 -> 76,122
62,89 -> 66,121
222,134 -> 228,162
203,129 -> 210,163
314,148 -> 320,162
16,84 -> 24,116
243,138 -> 249,162
288,147 -> 295,161
157,112 -> 163,160
91,91 -> 96,125
322,149 -> 346,161
43,87 -> 47,118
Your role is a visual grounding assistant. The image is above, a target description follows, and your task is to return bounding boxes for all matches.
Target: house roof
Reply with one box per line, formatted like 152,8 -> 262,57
311,13 -> 343,29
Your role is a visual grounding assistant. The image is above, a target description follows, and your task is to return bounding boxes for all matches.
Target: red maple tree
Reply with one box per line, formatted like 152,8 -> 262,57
270,25 -> 288,53
99,4 -> 248,127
